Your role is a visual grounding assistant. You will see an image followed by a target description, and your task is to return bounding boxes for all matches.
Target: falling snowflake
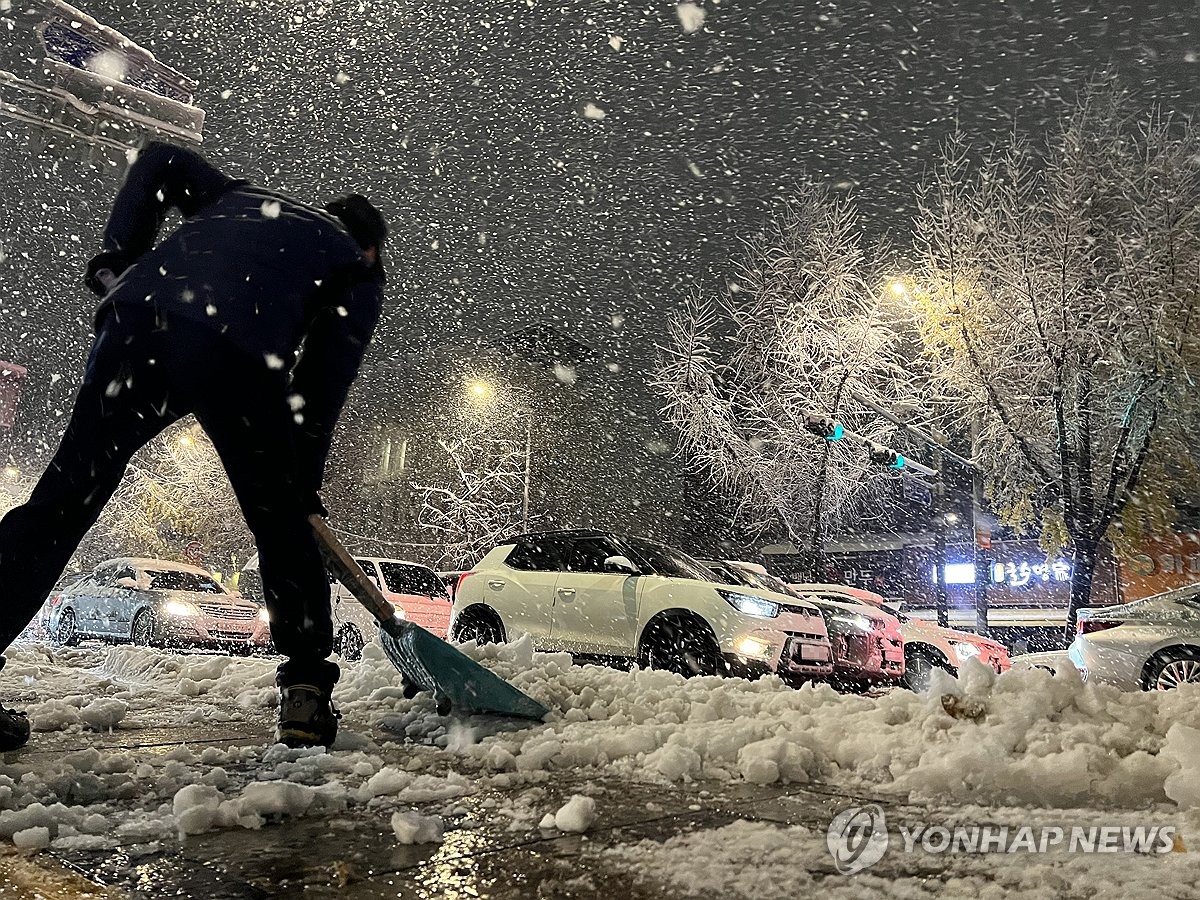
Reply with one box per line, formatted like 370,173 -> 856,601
260,200 -> 282,219
676,2 -> 706,34
265,354 -> 285,370
582,103 -> 608,120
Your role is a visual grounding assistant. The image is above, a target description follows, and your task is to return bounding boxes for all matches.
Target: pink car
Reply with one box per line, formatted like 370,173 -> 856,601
328,557 -> 452,659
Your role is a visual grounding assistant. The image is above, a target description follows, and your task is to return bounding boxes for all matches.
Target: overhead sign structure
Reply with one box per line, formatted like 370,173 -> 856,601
0,0 -> 204,151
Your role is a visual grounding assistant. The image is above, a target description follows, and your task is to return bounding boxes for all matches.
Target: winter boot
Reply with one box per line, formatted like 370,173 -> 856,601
275,683 -> 339,749
0,658 -> 30,752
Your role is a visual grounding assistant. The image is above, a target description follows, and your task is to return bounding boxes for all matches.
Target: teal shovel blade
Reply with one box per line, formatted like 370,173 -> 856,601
378,617 -> 548,721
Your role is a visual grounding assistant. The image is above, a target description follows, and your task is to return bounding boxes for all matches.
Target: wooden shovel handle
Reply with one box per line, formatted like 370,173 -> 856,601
309,514 -> 396,626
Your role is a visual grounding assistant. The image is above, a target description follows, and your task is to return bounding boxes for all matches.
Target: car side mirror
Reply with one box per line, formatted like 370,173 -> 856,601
116,577 -> 139,590
603,555 -> 638,575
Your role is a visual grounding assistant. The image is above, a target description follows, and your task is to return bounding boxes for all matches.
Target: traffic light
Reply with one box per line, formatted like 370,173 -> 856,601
869,443 -> 906,469
803,413 -> 844,441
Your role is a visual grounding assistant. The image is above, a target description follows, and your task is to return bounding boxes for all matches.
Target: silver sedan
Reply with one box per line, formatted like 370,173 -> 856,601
1068,587 -> 1200,691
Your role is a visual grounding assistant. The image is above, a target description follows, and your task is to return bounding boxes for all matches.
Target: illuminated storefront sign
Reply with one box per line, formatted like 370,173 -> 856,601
990,560 -> 1071,588
931,558 -> 1073,587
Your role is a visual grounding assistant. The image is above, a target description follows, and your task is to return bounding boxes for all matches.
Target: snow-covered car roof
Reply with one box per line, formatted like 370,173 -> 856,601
95,557 -> 216,577
787,582 -> 888,606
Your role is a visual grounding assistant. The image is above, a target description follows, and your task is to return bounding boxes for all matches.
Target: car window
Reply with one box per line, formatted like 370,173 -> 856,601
505,537 -> 566,571
354,559 -> 383,588
146,570 -> 225,593
379,562 -> 446,597
624,537 -> 713,581
565,537 -> 625,573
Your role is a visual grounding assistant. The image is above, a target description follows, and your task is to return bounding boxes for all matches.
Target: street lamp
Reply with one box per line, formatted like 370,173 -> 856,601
466,378 -> 495,404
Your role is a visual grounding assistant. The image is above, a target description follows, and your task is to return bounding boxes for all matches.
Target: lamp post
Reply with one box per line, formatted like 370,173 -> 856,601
464,377 -> 533,531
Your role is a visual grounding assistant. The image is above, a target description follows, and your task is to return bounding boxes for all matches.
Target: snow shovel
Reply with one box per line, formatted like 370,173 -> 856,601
309,515 -> 548,722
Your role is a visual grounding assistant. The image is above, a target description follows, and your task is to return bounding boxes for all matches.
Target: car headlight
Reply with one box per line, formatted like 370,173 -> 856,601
953,642 -> 982,662
719,590 -> 780,619
162,599 -> 199,618
257,607 -> 270,623
827,612 -> 873,633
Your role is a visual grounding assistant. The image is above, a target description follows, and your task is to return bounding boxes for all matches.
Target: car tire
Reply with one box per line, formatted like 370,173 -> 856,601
904,649 -> 952,694
336,624 -> 365,662
54,607 -> 79,647
131,609 -> 160,648
1145,648 -> 1200,691
451,608 -> 505,645
638,614 -> 726,678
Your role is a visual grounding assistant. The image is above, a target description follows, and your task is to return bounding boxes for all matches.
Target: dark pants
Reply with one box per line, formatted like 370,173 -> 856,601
0,308 -> 338,691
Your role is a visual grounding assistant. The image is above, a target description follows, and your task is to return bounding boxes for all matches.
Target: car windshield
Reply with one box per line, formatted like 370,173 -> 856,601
147,570 -> 225,594
625,537 -> 715,581
379,562 -> 447,597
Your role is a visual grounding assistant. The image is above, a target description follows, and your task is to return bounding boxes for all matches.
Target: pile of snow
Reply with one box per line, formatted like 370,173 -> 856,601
607,818 -> 1197,900
542,794 -> 597,833
391,811 -> 444,845
4,637 -> 1200,853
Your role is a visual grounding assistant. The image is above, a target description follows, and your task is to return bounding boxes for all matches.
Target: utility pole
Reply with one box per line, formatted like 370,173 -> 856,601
932,451 -> 949,628
970,419 -> 990,637
521,417 -> 532,531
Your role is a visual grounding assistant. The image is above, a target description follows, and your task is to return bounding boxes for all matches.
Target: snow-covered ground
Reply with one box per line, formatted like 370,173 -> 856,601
3,637 -> 1199,894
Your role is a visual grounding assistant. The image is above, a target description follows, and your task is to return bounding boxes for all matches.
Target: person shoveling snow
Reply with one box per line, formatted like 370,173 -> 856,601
0,141 -> 387,751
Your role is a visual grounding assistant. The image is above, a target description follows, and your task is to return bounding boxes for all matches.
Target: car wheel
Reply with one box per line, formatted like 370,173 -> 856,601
904,650 -> 952,693
336,624 -> 365,661
451,609 -> 505,645
1146,648 -> 1200,691
130,609 -> 160,648
638,614 -> 726,678
54,607 -> 79,647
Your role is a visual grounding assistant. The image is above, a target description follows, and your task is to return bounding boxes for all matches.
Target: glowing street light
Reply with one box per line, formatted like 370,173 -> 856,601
2,465 -> 18,479
178,434 -> 194,447
887,278 -> 910,298
465,378 -> 495,404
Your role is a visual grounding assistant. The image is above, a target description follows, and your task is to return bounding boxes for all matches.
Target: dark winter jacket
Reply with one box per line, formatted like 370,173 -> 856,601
89,141 -> 384,492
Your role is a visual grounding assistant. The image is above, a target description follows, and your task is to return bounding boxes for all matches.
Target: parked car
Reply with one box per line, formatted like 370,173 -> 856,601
451,530 -> 834,682
16,572 -> 87,642
822,587 -> 1011,692
439,571 -> 467,603
1068,586 -> 1200,691
784,580 -> 906,690
329,557 -> 452,658
700,562 -> 904,690
888,612 -> 1010,692
49,558 -> 271,652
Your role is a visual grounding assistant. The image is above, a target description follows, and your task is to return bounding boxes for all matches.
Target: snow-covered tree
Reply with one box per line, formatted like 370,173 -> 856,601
102,421 -> 251,564
415,420 -> 529,571
657,188 -> 919,566
913,84 -> 1200,626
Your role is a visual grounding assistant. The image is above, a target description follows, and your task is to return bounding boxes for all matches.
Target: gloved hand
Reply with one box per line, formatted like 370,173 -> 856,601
84,250 -> 132,296
306,492 -> 329,519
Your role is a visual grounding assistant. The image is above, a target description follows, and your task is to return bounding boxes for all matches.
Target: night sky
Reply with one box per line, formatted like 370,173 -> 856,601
3,0 -> 1200,542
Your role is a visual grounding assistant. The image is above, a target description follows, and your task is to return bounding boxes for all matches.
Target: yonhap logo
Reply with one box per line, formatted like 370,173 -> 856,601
826,804 -> 889,875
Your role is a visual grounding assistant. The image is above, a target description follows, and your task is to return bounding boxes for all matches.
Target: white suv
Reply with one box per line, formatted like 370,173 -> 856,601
450,530 -> 833,681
